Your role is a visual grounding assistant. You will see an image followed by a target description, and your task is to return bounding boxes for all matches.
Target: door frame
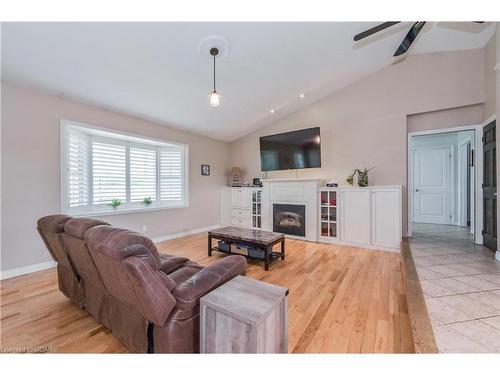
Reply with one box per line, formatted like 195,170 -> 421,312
407,124 -> 483,244
457,137 -> 473,230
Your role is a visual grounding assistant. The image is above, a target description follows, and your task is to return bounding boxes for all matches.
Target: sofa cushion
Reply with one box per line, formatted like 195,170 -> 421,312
122,256 -> 177,326
85,225 -> 161,267
65,218 -> 109,239
37,214 -> 72,266
168,265 -> 202,286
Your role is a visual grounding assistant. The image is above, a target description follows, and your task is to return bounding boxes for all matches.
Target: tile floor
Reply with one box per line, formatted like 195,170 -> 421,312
409,223 -> 500,353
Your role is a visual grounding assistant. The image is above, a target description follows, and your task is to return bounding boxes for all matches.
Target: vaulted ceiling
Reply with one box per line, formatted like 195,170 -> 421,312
1,22 -> 495,141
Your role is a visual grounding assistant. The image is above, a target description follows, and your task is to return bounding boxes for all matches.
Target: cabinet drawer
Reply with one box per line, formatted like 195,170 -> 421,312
231,217 -> 250,227
232,208 -> 250,218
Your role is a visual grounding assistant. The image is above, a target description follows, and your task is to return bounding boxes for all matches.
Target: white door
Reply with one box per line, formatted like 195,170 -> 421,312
413,147 -> 452,224
340,189 -> 370,244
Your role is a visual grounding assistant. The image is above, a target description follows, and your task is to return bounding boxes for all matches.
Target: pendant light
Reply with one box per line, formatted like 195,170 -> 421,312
208,47 -> 221,107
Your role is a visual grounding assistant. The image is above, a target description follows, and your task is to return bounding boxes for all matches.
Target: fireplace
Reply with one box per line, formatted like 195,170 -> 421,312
273,204 -> 306,237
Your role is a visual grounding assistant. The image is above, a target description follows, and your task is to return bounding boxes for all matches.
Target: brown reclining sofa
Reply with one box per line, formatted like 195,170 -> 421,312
37,214 -> 247,353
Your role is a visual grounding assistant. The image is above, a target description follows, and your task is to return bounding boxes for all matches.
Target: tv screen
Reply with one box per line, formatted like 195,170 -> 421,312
260,127 -> 321,171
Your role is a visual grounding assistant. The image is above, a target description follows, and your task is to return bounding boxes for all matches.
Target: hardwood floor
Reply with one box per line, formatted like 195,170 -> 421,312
0,234 -> 414,353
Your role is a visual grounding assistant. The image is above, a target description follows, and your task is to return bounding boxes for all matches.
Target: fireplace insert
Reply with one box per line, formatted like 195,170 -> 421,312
273,204 -> 305,237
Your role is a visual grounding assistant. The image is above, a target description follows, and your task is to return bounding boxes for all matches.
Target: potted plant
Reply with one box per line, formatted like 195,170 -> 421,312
142,197 -> 153,207
346,166 -> 374,187
108,198 -> 122,209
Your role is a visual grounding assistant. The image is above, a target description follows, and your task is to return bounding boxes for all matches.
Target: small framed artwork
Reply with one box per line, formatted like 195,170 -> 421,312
201,164 -> 210,176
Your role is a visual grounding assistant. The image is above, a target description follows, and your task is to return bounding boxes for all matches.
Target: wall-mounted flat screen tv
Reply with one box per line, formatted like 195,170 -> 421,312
260,127 -> 321,171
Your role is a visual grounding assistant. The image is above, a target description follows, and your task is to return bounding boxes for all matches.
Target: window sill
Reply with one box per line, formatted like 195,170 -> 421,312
66,203 -> 189,218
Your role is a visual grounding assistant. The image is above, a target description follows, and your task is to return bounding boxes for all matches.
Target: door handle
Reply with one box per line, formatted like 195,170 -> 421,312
415,189 -> 420,192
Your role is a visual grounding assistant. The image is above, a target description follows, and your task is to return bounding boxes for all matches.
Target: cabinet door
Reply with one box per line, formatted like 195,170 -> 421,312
341,189 -> 370,245
220,189 -> 232,226
371,188 -> 401,248
231,188 -> 251,208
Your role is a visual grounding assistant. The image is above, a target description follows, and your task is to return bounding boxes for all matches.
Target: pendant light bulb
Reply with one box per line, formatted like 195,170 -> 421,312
209,91 -> 221,107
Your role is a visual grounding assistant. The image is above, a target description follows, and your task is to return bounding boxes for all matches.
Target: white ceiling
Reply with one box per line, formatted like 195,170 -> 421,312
1,22 -> 495,142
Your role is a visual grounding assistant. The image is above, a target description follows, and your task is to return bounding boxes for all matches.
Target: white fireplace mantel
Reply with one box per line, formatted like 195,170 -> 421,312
261,179 -> 322,241
261,178 -> 324,183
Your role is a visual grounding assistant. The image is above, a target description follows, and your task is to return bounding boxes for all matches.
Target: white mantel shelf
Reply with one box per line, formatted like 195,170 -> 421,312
261,178 -> 323,183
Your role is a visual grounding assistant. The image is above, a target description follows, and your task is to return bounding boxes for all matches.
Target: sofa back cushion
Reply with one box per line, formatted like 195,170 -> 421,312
85,225 -> 165,307
37,215 -> 73,267
122,252 -> 177,326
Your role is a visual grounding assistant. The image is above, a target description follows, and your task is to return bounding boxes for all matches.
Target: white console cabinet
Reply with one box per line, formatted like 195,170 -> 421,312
221,185 -> 402,252
318,186 -> 401,251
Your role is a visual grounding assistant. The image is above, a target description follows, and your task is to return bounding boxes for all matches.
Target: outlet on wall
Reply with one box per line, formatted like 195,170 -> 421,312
142,225 -> 148,232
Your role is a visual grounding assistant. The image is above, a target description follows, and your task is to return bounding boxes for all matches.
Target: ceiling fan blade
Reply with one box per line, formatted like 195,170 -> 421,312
353,22 -> 400,41
393,21 -> 426,57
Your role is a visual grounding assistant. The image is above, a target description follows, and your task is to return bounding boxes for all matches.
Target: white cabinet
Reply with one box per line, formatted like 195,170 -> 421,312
371,188 -> 401,249
220,188 -> 232,226
340,188 -> 371,245
231,188 -> 251,209
338,186 -> 401,251
221,187 -> 262,229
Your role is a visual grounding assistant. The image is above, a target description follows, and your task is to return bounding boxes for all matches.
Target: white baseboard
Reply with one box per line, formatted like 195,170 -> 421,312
1,260 -> 56,280
0,225 -> 221,280
151,224 -> 221,244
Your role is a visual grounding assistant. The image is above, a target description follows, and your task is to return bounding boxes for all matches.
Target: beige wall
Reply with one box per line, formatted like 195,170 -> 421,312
407,105 -> 483,133
484,34 -> 497,121
229,49 -> 486,235
1,83 -> 230,272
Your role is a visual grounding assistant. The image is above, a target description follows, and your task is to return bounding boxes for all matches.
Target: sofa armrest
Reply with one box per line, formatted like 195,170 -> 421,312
172,255 -> 246,310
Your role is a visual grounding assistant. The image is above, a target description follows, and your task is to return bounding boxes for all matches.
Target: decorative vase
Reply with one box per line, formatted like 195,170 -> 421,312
358,171 -> 369,187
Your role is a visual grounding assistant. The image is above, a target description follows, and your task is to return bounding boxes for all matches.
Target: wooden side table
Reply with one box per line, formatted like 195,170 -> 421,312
200,275 -> 288,353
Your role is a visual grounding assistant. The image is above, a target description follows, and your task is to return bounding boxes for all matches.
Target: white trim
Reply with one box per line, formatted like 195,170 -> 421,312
482,114 -> 496,126
151,224 -> 221,243
1,260 -> 56,280
407,124 -> 483,245
1,225 -> 221,280
457,137 -> 473,228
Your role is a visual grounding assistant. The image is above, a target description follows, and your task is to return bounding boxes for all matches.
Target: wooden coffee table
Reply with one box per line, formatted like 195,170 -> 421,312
208,226 -> 285,270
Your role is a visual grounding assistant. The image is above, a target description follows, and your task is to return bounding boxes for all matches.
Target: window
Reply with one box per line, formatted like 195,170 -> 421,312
61,120 -> 189,215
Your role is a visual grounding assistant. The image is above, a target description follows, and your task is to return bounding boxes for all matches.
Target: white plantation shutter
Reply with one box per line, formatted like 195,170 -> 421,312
92,140 -> 126,205
130,146 -> 157,203
160,147 -> 184,203
67,130 -> 90,208
62,121 -> 188,213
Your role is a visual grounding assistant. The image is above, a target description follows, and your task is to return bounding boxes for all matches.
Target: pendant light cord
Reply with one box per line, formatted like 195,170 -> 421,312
213,53 -> 216,92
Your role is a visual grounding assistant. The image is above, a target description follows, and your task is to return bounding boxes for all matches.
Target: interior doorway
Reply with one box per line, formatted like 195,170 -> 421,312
408,125 -> 483,244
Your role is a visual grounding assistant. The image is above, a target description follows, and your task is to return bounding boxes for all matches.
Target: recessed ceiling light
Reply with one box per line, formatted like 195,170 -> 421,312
270,109 -> 275,114
299,94 -> 305,98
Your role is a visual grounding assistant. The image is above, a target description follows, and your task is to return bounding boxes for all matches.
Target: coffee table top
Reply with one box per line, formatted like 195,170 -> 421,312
208,226 -> 284,246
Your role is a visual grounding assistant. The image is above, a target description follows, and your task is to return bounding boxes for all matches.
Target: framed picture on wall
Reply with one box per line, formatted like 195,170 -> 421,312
201,164 -> 210,176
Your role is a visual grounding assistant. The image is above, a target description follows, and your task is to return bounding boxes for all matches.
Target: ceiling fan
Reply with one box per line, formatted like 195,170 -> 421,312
354,21 -> 485,57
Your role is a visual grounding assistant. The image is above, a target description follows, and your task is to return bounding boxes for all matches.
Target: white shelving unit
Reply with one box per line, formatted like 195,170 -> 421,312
318,188 -> 339,242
